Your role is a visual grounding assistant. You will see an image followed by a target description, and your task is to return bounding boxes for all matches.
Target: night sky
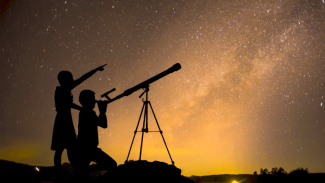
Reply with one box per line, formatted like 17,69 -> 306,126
1,0 -> 325,176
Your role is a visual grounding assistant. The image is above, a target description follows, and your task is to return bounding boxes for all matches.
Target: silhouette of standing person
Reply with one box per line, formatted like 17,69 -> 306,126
74,90 -> 117,180
51,64 -> 106,181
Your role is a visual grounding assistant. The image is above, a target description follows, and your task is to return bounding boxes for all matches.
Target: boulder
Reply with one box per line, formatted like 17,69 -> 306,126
98,160 -> 195,183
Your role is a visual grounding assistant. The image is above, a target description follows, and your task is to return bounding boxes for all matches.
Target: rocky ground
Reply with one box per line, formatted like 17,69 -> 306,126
65,160 -> 195,183
0,159 -> 195,183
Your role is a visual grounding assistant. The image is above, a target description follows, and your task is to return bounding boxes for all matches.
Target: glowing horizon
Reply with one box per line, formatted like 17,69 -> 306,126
1,0 -> 325,177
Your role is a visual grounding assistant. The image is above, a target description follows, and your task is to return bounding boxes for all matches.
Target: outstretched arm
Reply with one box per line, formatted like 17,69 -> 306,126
70,64 -> 106,90
71,103 -> 82,111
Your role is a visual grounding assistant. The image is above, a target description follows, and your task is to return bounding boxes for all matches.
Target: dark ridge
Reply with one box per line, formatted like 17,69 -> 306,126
3,159 -> 324,183
0,159 -> 55,182
108,160 -> 195,183
187,173 -> 325,183
0,159 -> 195,183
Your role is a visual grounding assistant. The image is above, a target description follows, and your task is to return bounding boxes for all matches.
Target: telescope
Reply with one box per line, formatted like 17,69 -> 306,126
100,63 -> 181,103
101,63 -> 181,165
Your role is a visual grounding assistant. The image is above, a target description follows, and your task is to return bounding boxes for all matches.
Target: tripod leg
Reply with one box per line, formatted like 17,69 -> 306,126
125,103 -> 145,163
139,102 -> 147,161
149,102 -> 175,165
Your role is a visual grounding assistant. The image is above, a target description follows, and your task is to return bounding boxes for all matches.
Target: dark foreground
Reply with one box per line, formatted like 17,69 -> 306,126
0,159 -> 194,183
1,159 -> 324,183
188,173 -> 325,183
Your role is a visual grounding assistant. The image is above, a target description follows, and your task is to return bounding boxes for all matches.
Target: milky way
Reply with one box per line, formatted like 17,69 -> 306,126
1,0 -> 325,176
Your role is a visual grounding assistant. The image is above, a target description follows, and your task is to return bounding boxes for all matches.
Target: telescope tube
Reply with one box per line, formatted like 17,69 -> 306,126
104,63 -> 181,104
123,63 -> 181,96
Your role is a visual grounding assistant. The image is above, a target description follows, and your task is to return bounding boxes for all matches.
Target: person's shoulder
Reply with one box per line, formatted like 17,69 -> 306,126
55,86 -> 62,96
55,86 -> 69,93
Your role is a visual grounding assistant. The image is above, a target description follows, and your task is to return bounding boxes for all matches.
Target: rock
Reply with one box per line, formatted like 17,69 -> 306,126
98,160 -> 195,183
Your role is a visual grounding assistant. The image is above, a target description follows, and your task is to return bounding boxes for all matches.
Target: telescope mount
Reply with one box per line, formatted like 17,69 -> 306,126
125,85 -> 175,165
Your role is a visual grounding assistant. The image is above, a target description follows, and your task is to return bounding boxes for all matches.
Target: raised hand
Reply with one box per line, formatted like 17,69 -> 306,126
96,64 -> 107,71
97,100 -> 108,113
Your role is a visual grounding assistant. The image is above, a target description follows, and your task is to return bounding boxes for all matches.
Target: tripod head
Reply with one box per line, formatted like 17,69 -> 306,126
139,85 -> 149,98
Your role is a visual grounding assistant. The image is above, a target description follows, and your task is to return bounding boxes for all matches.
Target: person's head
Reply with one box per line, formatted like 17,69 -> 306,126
79,90 -> 96,109
57,71 -> 74,86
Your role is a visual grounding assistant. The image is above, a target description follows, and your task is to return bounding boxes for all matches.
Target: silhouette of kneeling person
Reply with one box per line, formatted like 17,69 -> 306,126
74,90 -> 117,179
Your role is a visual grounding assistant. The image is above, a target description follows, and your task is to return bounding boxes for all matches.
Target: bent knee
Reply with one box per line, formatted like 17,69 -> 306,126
105,158 -> 117,167
104,158 -> 117,168
112,160 -> 117,167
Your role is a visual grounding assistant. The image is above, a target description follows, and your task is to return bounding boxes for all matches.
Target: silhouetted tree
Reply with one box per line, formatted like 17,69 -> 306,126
277,167 -> 287,175
271,167 -> 278,175
289,167 -> 309,175
287,167 -> 309,183
260,168 -> 269,175
255,167 -> 297,183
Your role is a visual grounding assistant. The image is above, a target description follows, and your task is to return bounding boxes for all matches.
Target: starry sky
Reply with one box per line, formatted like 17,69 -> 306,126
1,0 -> 325,176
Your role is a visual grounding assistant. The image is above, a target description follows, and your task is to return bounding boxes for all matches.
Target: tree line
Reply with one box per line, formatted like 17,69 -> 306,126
254,167 -> 309,176
252,167 -> 312,183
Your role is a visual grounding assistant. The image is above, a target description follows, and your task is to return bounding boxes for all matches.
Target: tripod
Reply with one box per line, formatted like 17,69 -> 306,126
125,86 -> 174,165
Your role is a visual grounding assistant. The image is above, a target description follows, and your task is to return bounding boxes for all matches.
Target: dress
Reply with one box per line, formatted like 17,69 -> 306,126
51,86 -> 76,150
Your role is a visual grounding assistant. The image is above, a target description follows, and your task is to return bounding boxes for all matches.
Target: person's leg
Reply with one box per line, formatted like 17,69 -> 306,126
90,148 -> 117,173
66,147 -> 76,168
54,148 -> 64,180
77,160 -> 91,180
74,148 -> 91,180
67,146 -> 79,179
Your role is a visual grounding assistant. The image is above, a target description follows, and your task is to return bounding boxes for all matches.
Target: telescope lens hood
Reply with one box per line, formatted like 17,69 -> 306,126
172,63 -> 181,71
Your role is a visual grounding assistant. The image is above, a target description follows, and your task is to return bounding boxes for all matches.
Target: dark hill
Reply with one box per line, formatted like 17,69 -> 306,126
108,160 -> 195,183
0,159 -> 195,183
188,173 -> 325,183
4,159 -> 325,183
0,159 -> 55,182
